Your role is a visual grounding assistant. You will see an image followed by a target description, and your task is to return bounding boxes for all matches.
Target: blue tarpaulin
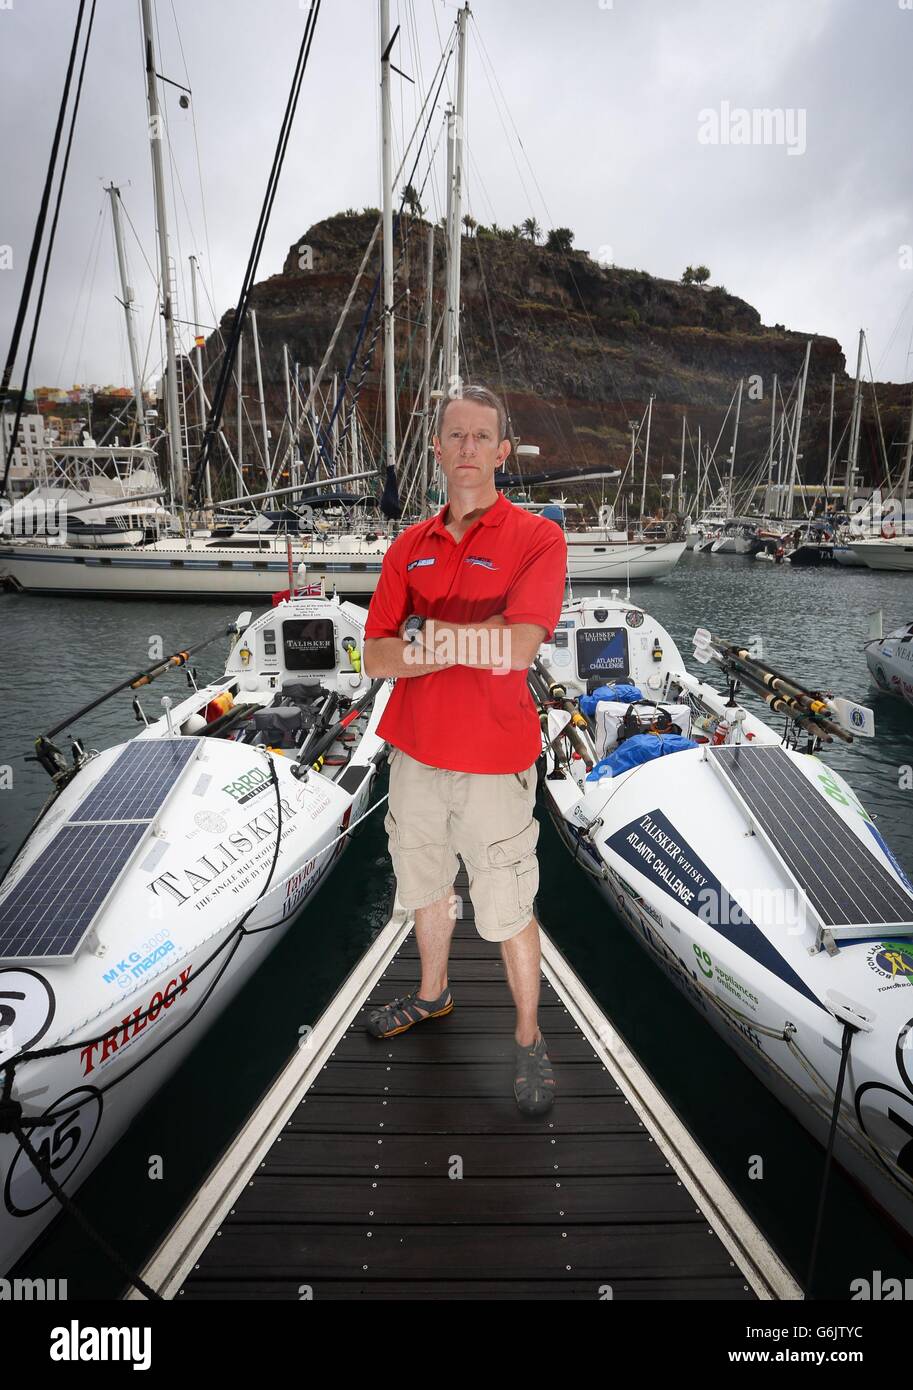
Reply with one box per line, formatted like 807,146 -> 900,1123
579,683 -> 644,720
586,731 -> 698,780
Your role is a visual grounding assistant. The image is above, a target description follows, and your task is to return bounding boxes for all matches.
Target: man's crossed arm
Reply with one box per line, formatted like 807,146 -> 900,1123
363,615 -> 547,678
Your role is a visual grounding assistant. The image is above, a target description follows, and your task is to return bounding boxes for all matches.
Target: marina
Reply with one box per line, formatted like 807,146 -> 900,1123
2,552 -> 913,1304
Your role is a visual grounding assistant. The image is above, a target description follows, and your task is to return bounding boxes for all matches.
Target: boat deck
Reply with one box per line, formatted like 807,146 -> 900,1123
131,865 -> 800,1301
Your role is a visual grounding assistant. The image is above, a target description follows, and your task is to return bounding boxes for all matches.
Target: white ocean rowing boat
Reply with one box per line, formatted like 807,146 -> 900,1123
865,611 -> 913,708
0,586 -> 389,1274
530,594 -> 913,1241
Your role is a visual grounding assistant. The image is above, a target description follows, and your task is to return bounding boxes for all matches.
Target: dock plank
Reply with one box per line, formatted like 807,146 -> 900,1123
176,903 -> 758,1300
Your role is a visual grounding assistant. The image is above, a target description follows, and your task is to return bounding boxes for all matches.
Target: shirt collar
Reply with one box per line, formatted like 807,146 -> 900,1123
428,490 -> 509,538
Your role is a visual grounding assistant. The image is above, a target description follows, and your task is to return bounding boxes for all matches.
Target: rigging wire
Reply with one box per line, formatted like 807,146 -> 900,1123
190,0 -> 322,504
0,0 -> 87,409
53,200 -> 105,386
1,0 -> 97,497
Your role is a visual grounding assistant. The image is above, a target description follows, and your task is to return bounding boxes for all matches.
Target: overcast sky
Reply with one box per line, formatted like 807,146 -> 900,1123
1,0 -> 911,393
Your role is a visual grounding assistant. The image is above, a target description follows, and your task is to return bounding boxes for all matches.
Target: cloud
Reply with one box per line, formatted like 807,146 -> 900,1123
1,0 -> 910,392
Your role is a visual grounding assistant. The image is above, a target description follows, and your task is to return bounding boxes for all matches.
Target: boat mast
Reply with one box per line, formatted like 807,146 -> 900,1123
443,3 -> 468,399
106,184 -> 147,446
845,328 -> 864,510
727,378 -> 743,515
639,394 -> 653,520
775,399 -> 786,518
236,330 -> 244,481
678,415 -> 685,512
421,222 -> 435,511
189,254 -> 212,509
380,0 -> 396,491
824,371 -> 835,496
250,308 -> 271,494
140,0 -> 185,510
785,340 -> 812,519
899,384 -> 913,513
282,342 -> 293,481
765,372 -> 777,515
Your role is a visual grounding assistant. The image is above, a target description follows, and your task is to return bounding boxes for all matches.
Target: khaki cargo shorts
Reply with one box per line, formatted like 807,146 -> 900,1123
383,747 -> 540,942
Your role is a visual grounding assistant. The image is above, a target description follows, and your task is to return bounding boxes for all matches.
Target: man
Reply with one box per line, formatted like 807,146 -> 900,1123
363,384 -> 567,1115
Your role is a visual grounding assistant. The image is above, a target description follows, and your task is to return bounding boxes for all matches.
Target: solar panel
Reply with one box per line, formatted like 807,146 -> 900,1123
709,744 -> 913,935
0,823 -> 147,963
0,737 -> 200,964
73,738 -> 198,824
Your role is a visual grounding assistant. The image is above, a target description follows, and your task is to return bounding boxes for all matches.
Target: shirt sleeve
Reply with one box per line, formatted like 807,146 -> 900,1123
501,521 -> 567,641
364,535 -> 411,639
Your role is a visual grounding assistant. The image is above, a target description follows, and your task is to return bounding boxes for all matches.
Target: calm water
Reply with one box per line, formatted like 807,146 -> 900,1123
2,552 -> 913,1298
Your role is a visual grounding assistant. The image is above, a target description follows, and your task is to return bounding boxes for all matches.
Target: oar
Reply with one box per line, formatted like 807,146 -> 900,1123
295,679 -> 385,770
42,622 -> 241,740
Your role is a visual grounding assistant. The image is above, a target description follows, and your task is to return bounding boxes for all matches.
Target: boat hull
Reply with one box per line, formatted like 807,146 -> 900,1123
544,795 -> 913,1250
533,594 -> 913,1244
865,629 -> 913,707
565,540 -> 685,582
0,595 -> 388,1273
851,540 -> 913,573
0,542 -> 386,597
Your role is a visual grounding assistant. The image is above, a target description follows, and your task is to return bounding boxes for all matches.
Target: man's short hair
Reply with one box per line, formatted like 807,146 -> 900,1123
434,384 -> 508,444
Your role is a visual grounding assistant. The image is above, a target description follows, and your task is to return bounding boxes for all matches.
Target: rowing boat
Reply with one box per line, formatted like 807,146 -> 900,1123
531,593 -> 913,1241
0,586 -> 388,1274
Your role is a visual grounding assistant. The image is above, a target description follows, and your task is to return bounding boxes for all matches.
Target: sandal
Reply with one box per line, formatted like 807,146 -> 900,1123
366,986 -> 454,1038
514,1032 -> 556,1115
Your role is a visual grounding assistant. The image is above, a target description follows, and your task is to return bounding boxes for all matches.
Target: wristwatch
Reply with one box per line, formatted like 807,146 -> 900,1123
403,613 -> 426,644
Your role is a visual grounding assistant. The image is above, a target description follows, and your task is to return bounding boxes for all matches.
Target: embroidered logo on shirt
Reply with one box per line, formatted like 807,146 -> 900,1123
465,555 -> 498,570
407,556 -> 436,571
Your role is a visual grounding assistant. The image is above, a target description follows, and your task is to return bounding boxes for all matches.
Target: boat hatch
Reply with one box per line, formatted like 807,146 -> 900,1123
707,744 -> 913,948
0,739 -> 199,965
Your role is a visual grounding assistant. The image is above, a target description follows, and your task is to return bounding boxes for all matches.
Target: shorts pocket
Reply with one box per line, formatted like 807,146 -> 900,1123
383,805 -> 436,851
487,819 -> 539,867
482,820 -> 540,929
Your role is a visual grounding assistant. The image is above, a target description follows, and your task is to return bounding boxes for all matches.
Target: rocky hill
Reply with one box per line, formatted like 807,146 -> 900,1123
204,210 -> 910,504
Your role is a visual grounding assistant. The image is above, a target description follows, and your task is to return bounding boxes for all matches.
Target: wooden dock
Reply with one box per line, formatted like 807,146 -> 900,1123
131,864 -> 801,1301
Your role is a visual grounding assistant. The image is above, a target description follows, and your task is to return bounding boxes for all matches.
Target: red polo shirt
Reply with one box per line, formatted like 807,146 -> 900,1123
364,491 -> 567,772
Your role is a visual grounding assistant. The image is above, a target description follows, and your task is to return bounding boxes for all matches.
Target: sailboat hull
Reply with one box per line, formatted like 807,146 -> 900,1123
564,540 -> 685,582
0,543 -> 386,597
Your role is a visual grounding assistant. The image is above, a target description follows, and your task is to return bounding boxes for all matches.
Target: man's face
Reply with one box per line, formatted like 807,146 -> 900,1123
433,398 -> 511,491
